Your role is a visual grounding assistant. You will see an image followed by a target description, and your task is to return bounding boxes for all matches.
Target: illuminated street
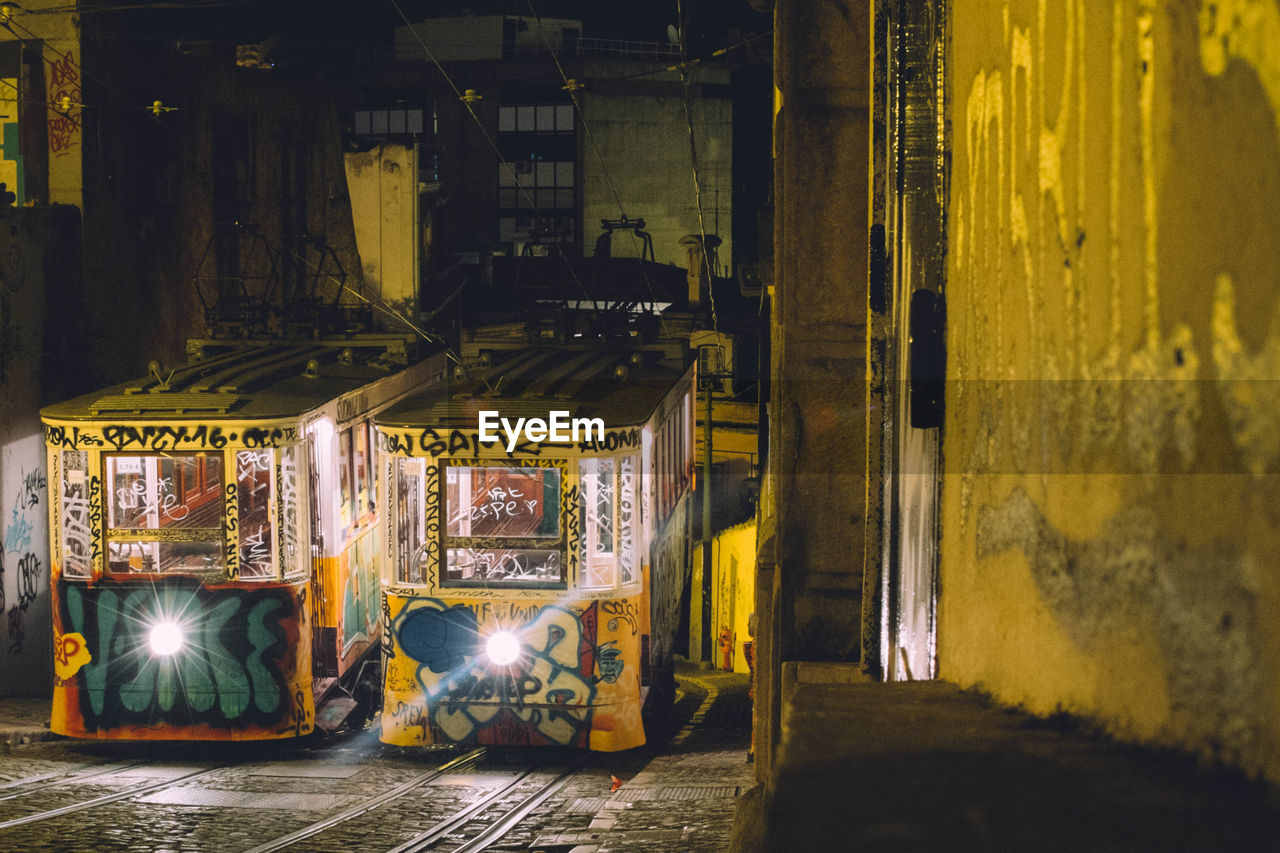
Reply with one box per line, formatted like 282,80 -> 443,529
0,667 -> 751,852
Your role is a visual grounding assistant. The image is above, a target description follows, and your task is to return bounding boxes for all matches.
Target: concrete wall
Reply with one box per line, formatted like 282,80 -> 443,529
0,206 -> 84,697
582,80 -> 733,270
943,0 -> 1280,778
756,0 -> 871,783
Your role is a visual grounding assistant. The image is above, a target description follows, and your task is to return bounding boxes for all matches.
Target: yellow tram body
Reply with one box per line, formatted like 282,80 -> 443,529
376,341 -> 694,751
42,338 -> 439,740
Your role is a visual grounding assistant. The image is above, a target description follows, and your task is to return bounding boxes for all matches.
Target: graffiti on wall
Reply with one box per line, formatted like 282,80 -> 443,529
952,0 -> 1280,768
54,580 -> 302,733
954,0 -> 1203,489
2,467 -> 46,654
47,50 -> 80,156
386,597 -> 622,747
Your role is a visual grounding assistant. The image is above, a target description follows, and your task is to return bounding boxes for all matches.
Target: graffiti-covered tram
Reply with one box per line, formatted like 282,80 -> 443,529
376,336 -> 695,751
42,337 -> 440,740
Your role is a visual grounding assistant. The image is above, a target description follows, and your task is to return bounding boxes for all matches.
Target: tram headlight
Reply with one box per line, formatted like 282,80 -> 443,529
485,631 -> 521,666
148,621 -> 185,657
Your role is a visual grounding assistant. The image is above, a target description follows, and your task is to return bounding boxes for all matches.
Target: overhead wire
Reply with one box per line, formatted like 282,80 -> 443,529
0,8 -> 176,129
675,0 -> 720,334
522,0 -> 675,332
287,248 -> 464,368
388,0 -> 604,317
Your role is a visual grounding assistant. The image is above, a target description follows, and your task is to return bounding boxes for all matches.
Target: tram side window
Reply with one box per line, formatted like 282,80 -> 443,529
339,428 -> 353,533
236,449 -> 276,578
340,422 -> 375,541
60,450 -> 92,578
579,454 -> 639,590
443,463 -> 564,588
105,453 -> 224,575
279,444 -> 305,578
396,457 -> 427,584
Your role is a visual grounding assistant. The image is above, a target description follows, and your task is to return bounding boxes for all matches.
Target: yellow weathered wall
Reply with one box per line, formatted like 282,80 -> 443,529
944,0 -> 1280,777
711,521 -> 757,673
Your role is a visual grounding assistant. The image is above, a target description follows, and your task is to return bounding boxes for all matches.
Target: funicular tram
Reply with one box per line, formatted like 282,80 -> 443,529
42,335 -> 444,740
375,321 -> 695,751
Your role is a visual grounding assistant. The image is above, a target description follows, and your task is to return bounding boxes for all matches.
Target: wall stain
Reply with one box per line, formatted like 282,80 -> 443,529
977,487 -> 1261,761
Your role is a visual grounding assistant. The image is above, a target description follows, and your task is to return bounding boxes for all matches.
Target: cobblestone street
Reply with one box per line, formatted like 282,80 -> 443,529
0,665 -> 752,852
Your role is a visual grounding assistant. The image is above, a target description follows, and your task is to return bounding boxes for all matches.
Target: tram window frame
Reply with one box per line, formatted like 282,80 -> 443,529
278,443 -> 306,580
103,451 -> 225,577
579,453 -> 640,591
340,421 -> 377,544
59,449 -> 93,578
440,461 -> 567,590
235,449 -> 277,580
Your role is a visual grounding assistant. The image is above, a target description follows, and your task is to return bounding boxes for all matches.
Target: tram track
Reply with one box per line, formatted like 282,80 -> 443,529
0,760 -> 147,800
242,749 -> 588,853
241,747 -> 488,853
393,756 -> 587,853
0,762 -> 233,831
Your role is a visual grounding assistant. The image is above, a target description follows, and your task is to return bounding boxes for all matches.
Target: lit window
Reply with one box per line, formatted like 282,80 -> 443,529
442,463 -> 564,588
105,453 -> 224,575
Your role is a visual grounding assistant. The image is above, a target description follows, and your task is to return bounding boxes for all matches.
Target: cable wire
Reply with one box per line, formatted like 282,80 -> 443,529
523,0 -> 677,330
675,0 -> 719,334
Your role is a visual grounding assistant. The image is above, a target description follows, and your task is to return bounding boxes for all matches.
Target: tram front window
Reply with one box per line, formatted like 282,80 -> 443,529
105,453 -> 224,575
442,463 -> 564,588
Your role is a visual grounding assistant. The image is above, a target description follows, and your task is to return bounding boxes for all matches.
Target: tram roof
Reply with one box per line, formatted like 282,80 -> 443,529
42,337 -> 431,422
375,344 -> 691,431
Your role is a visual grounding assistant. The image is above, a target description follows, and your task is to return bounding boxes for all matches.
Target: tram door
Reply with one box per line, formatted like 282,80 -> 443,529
307,420 -> 338,678
881,0 -> 947,681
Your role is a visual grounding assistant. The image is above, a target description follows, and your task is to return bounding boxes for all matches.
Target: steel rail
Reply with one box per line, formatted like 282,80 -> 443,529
240,747 -> 487,853
448,758 -> 586,853
390,755 -> 589,853
0,761 -> 147,799
382,769 -> 535,853
0,764 -> 228,831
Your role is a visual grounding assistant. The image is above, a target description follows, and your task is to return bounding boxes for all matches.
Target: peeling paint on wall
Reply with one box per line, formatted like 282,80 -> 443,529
945,0 -> 1280,779
977,488 -> 1262,760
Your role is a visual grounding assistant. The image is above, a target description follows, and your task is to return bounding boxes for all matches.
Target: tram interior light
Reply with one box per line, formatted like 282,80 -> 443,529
486,631 -> 521,666
149,621 -> 185,657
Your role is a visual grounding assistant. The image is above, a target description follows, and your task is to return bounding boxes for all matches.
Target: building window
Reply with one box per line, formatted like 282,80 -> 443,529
498,104 -> 574,135
352,107 -> 426,137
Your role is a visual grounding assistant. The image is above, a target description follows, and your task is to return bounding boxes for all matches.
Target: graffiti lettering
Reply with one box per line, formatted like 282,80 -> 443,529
21,469 -> 46,510
618,455 -> 636,584
5,506 -> 32,554
242,427 -> 288,449
45,424 -> 104,449
115,476 -> 189,523
423,464 -> 441,579
336,393 -> 369,425
16,552 -> 39,611
101,424 -> 230,452
392,599 -> 598,746
60,581 -> 296,731
576,428 -> 640,454
601,599 -> 640,636
48,51 -> 81,155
